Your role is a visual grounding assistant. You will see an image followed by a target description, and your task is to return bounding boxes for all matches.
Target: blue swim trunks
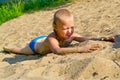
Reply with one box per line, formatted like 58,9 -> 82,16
29,36 -> 47,54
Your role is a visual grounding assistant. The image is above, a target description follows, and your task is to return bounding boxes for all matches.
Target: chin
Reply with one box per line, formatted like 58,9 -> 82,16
63,35 -> 71,39
66,36 -> 71,39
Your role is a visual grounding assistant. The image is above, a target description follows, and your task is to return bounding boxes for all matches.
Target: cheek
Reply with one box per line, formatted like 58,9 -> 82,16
57,30 -> 66,36
58,30 -> 67,37
63,30 -> 67,34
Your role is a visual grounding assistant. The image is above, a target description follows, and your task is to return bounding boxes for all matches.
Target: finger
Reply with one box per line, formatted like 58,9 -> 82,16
90,48 -> 98,51
92,44 -> 101,48
90,46 -> 100,50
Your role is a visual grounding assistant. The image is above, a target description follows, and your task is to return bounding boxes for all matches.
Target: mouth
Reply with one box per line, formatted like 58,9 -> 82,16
66,34 -> 71,38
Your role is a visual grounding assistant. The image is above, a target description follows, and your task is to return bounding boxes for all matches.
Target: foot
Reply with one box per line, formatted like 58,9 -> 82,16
3,47 -> 13,53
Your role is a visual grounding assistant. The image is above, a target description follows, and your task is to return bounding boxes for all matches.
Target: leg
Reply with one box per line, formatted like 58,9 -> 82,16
3,45 -> 34,55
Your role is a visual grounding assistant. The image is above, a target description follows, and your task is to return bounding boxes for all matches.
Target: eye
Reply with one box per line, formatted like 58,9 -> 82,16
62,28 -> 67,30
62,27 -> 68,30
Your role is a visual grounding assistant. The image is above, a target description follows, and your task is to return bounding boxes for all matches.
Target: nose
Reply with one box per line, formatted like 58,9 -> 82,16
67,28 -> 73,35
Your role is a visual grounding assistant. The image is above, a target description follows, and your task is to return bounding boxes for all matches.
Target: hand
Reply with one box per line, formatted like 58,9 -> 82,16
101,37 -> 115,42
82,44 -> 100,53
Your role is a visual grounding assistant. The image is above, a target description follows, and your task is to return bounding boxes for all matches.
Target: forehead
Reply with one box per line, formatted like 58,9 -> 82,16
61,17 -> 74,25
57,16 -> 74,24
56,18 -> 74,29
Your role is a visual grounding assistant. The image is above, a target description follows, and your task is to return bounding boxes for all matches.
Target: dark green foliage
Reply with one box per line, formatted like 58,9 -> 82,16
0,0 -> 72,25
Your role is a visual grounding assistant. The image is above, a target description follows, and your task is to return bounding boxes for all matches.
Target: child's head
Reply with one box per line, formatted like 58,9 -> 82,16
53,9 -> 74,39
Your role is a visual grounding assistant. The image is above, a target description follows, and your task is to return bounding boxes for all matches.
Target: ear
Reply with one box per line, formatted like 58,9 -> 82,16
53,21 -> 56,25
54,29 -> 58,36
53,21 -> 56,29
53,29 -> 56,33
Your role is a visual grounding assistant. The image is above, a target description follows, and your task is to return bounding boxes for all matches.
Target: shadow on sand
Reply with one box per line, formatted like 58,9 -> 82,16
113,35 -> 120,48
2,54 -> 43,64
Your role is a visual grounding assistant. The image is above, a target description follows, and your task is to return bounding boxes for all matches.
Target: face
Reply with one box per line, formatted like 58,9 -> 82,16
54,18 -> 74,40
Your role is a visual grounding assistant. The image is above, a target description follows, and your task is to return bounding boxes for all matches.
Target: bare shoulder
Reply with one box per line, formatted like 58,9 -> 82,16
46,32 -> 60,50
47,32 -> 57,38
46,32 -> 58,43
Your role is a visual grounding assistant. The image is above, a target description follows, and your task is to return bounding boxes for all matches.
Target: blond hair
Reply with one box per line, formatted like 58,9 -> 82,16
53,9 -> 73,28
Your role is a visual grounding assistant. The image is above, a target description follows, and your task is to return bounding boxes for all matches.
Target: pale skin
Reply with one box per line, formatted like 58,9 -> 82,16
3,15 -> 100,55
3,9 -> 115,55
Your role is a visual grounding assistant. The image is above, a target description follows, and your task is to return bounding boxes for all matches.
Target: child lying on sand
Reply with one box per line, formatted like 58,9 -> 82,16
3,9 -> 115,55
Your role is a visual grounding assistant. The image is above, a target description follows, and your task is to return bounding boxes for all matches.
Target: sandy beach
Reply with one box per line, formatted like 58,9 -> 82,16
0,0 -> 120,80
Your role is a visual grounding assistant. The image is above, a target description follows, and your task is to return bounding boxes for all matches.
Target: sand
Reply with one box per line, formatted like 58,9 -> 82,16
0,0 -> 120,80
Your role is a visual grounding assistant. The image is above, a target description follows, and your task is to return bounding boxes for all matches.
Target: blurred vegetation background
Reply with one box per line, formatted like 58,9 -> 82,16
0,0 -> 73,25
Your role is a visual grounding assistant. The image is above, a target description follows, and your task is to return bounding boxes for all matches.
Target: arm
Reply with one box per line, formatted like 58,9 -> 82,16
51,45 -> 99,55
72,33 -> 115,42
47,35 -> 100,55
90,37 -> 115,42
72,33 -> 90,42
